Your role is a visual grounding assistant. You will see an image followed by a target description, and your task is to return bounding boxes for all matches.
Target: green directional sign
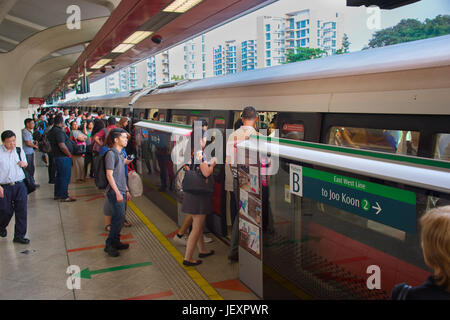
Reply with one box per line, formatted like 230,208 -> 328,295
75,262 -> 152,279
290,165 -> 417,233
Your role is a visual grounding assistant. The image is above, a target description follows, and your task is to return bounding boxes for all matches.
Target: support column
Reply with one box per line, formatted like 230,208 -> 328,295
0,108 -> 29,148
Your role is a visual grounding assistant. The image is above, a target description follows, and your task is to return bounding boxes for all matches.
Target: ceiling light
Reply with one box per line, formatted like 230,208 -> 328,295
91,59 -> 112,69
163,0 -> 203,13
112,43 -> 135,53
123,31 -> 153,45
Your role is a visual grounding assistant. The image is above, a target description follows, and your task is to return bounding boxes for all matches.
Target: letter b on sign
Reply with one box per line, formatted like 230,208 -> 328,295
290,164 -> 303,197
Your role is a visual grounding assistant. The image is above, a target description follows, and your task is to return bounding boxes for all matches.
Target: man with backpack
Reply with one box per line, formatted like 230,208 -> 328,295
102,128 -> 131,257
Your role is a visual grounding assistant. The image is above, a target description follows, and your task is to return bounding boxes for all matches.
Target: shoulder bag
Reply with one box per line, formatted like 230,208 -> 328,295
182,155 -> 215,195
15,147 -> 36,194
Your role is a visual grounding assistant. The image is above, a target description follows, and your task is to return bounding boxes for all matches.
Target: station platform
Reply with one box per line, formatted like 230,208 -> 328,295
0,163 -> 258,300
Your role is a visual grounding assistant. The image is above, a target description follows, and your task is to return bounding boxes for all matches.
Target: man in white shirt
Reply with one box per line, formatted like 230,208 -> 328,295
225,107 -> 258,262
0,130 -> 30,244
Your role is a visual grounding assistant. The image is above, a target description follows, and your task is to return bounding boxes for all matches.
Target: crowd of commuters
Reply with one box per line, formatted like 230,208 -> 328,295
0,107 -> 133,254
0,105 -> 448,300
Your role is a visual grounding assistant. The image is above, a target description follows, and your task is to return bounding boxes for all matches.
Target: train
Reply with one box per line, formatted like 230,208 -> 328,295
57,34 -> 450,299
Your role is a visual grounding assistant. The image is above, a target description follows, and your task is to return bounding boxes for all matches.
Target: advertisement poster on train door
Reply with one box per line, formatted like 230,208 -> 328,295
238,150 -> 263,260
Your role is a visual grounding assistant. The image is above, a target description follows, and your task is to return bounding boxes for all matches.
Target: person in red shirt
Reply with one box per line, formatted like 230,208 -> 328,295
93,117 -> 117,149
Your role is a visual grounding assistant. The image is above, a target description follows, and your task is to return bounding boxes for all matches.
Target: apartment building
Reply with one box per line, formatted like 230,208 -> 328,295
257,9 -> 343,68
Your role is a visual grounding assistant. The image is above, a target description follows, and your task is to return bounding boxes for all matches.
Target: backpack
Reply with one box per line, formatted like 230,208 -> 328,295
38,131 -> 51,153
37,121 -> 46,135
94,149 -> 113,189
94,149 -> 121,190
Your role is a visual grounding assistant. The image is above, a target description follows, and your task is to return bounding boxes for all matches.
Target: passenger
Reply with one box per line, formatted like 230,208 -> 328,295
155,120 -> 175,192
103,132 -> 133,232
117,117 -> 129,131
173,120 -> 213,246
268,120 -> 277,137
65,112 -> 76,127
104,128 -> 132,257
69,120 -> 87,183
182,124 -> 217,266
226,106 -> 259,262
45,118 -> 56,184
390,206 -> 450,300
22,118 -> 39,188
0,130 -> 30,244
47,115 -> 76,202
94,117 -> 117,151
75,111 -> 83,127
83,120 -> 95,179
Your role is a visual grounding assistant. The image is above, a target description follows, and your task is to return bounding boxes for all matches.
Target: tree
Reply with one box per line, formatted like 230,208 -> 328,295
284,47 -> 328,64
171,75 -> 185,81
365,15 -> 450,49
336,33 -> 350,54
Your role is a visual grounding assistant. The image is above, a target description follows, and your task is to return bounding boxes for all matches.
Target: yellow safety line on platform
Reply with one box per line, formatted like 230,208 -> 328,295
128,200 -> 223,300
142,178 -> 178,207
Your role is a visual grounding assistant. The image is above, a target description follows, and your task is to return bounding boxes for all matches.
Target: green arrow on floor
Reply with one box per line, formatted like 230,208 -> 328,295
75,262 -> 152,279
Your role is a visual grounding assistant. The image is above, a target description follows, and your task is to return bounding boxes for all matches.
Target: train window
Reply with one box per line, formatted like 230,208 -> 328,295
213,117 -> 226,129
433,133 -> 450,161
280,122 -> 304,141
172,115 -> 187,124
327,126 -> 420,155
189,116 -> 208,125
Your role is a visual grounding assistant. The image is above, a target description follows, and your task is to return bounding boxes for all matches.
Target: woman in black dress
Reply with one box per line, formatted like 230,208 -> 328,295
182,122 -> 217,266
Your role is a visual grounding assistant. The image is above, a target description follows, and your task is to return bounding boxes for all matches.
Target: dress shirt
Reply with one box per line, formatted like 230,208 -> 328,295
0,145 -> 26,184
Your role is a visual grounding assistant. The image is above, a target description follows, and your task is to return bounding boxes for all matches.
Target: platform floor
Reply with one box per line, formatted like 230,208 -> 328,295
0,163 -> 259,300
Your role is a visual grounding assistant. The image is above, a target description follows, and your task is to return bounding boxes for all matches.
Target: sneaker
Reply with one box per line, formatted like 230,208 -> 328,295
173,233 -> 187,246
203,234 -> 213,243
114,242 -> 130,250
104,245 -> 120,257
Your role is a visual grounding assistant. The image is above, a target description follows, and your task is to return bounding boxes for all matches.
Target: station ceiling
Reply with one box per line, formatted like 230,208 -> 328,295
0,0 -> 423,100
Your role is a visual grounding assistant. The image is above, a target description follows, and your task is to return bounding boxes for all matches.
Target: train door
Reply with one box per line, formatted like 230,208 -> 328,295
204,110 -> 231,237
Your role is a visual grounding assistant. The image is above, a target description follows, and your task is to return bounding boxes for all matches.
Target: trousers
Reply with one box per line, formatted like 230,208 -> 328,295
0,182 -> 28,238
54,157 -> 72,199
105,190 -> 126,247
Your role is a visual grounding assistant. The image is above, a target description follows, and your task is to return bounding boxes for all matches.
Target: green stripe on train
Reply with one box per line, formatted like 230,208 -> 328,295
138,119 -> 191,129
252,135 -> 450,170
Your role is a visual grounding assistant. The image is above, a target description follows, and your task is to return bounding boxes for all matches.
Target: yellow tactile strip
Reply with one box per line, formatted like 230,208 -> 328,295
128,201 -> 223,300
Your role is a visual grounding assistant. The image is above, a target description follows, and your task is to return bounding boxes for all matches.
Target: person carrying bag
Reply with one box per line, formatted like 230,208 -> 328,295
180,123 -> 217,266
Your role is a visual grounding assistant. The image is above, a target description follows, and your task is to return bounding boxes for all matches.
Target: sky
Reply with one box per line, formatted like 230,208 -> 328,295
66,0 -> 450,100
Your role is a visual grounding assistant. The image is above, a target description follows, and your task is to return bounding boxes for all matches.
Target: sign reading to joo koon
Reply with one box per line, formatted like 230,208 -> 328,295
290,165 -> 417,233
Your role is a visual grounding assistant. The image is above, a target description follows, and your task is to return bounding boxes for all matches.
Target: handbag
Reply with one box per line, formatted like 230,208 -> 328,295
182,156 -> 215,195
15,147 -> 36,194
70,138 -> 86,155
127,163 -> 143,197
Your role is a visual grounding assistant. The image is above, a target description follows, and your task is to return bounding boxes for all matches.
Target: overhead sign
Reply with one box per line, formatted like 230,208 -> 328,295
29,97 -> 45,105
290,166 -> 416,233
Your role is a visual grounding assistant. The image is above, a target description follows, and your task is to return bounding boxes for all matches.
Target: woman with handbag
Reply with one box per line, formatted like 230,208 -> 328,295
69,120 -> 87,183
182,123 -> 217,266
